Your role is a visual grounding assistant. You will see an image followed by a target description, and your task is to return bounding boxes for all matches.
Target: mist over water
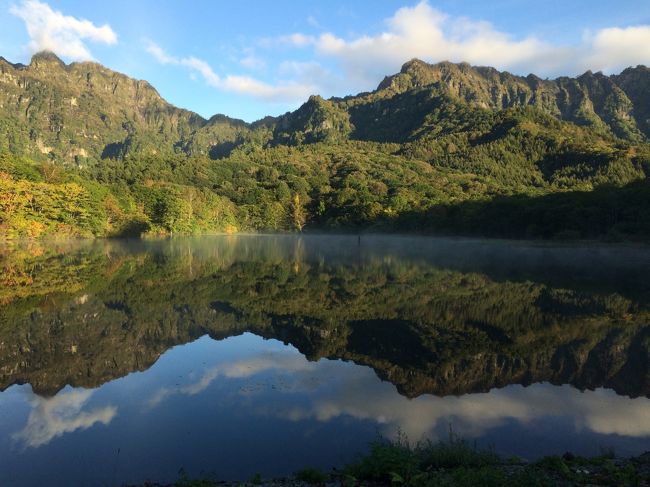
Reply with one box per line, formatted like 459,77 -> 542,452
1,235 -> 650,485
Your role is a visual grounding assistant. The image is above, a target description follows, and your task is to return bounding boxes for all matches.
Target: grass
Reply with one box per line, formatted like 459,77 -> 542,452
139,435 -> 647,486
294,467 -> 328,484
343,432 -> 514,487
341,433 -> 644,486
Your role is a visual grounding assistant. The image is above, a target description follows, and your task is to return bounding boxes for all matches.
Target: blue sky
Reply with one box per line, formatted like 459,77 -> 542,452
1,0 -> 650,122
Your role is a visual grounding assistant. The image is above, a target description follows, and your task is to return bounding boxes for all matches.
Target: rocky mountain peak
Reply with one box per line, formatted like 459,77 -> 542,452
0,51 -> 252,162
371,58 -> 650,140
29,50 -> 66,69
400,58 -> 430,73
1,51 -> 650,162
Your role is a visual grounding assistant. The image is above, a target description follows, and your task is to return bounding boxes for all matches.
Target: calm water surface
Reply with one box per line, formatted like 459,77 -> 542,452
1,235 -> 650,486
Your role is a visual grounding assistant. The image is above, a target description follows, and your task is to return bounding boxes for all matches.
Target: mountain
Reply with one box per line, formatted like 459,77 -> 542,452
2,52 -> 650,162
374,59 -> 650,142
1,52 -> 650,240
273,58 -> 650,144
0,51 -> 248,161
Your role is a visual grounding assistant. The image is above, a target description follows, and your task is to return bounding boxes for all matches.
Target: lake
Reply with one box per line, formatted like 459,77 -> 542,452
1,235 -> 650,486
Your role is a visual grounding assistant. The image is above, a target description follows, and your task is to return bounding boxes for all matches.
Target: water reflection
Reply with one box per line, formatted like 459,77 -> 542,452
1,235 -> 650,484
147,350 -> 315,408
13,389 -> 116,448
4,333 -> 650,486
275,363 -> 650,441
2,235 -> 650,399
144,335 -> 650,444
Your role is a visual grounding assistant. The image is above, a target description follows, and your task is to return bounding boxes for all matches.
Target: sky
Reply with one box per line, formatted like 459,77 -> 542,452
1,0 -> 650,122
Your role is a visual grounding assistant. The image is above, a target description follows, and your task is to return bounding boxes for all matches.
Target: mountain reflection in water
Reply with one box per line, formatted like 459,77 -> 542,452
1,235 -> 650,485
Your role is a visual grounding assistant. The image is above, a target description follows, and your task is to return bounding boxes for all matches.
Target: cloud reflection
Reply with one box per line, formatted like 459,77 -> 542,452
147,352 -> 314,408
279,365 -> 650,442
13,389 -> 117,448
149,338 -> 650,443
286,372 -> 650,440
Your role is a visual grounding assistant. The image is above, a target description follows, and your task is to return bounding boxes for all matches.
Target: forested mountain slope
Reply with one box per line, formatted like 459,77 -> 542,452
1,53 -> 649,239
0,51 -> 247,161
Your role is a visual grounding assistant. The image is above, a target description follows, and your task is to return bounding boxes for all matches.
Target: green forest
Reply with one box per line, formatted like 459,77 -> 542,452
2,55 -> 650,241
2,117 -> 649,240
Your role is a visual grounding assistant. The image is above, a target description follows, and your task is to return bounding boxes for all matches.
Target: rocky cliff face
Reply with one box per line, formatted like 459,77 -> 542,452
0,51 -> 248,162
2,52 -> 649,163
375,59 -> 649,141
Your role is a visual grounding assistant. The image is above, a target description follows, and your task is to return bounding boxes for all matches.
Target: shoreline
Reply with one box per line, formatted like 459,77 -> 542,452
2,230 -> 650,247
127,442 -> 650,487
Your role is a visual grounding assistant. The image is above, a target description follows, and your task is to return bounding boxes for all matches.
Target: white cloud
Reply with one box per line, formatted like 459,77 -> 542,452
264,1 -> 650,91
181,57 -> 221,87
258,33 -> 316,50
311,1 -> 550,85
12,389 -> 117,448
145,41 -> 315,103
585,26 -> 650,73
221,75 -> 313,102
278,60 -> 325,76
9,0 -> 117,61
145,41 -> 176,65
240,53 -> 267,71
307,16 -> 320,29
284,33 -> 316,48
277,60 -> 346,95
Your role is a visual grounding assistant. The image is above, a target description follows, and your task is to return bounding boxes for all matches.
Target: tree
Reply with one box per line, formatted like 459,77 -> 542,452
290,193 -> 306,231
